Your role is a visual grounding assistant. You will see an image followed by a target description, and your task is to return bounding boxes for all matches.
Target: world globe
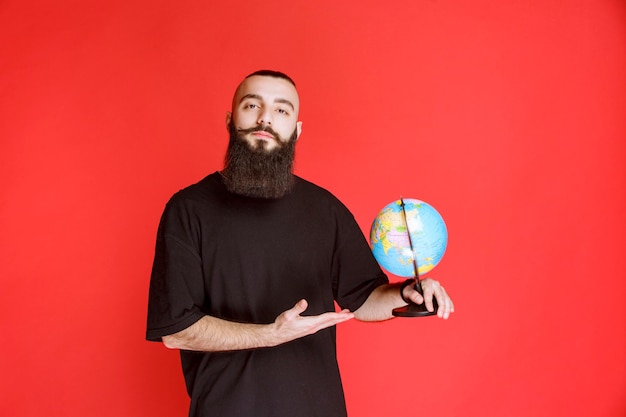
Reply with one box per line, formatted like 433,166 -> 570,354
370,198 -> 447,278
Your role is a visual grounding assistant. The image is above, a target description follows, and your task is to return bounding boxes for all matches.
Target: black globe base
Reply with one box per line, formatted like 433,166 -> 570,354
392,299 -> 439,317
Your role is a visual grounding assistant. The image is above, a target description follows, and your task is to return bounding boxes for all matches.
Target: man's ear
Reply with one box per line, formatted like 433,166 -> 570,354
225,112 -> 232,130
295,121 -> 303,141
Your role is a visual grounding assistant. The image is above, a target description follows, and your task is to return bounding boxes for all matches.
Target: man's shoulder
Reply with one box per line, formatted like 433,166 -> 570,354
165,172 -> 222,208
293,175 -> 336,199
173,172 -> 220,195
293,176 -> 352,213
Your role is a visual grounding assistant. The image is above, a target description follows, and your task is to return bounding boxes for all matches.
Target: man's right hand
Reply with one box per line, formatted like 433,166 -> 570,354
270,299 -> 354,346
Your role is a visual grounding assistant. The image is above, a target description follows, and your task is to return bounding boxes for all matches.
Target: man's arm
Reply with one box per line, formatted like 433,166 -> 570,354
354,278 -> 454,321
162,299 -> 354,351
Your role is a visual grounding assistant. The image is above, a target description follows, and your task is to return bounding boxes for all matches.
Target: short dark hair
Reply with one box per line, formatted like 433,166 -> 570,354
245,70 -> 296,87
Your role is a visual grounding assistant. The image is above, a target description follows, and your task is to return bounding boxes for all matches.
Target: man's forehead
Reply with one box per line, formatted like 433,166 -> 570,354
233,75 -> 300,109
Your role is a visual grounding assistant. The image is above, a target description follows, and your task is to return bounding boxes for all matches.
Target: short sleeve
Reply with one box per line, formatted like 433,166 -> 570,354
331,203 -> 388,311
146,199 -> 207,341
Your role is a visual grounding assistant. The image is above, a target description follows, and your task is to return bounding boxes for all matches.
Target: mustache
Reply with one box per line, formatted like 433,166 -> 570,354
236,125 -> 281,139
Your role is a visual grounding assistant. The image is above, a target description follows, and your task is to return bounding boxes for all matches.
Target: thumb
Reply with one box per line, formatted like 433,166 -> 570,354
284,299 -> 308,320
294,299 -> 308,313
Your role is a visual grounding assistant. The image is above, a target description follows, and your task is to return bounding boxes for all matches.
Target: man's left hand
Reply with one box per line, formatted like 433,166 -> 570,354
402,278 -> 455,319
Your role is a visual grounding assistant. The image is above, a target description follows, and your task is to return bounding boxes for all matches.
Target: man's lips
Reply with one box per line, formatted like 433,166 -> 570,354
251,131 -> 276,141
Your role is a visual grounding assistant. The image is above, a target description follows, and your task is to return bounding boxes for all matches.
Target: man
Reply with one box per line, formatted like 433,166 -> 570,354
146,70 -> 454,417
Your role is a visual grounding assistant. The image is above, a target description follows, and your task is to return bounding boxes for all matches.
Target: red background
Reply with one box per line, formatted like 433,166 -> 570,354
1,1 -> 625,416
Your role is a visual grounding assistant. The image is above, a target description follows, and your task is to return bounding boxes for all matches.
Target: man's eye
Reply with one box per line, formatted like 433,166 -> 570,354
277,108 -> 288,115
245,103 -> 259,109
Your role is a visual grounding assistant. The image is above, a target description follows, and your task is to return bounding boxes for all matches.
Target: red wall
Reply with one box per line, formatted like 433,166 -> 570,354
1,1 -> 625,416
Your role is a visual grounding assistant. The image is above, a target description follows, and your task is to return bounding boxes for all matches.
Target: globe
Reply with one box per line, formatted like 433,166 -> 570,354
370,198 -> 447,278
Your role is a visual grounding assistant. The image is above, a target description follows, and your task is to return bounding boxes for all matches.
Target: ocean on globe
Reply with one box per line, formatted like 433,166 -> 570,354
370,198 -> 447,278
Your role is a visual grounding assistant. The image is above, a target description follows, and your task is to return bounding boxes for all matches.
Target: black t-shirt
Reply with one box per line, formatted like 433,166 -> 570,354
146,172 -> 388,417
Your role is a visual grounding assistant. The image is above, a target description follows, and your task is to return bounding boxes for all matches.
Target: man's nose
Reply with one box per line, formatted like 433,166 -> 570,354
257,109 -> 272,126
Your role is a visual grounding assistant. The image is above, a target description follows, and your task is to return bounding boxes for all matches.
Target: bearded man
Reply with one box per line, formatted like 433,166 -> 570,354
146,70 -> 454,417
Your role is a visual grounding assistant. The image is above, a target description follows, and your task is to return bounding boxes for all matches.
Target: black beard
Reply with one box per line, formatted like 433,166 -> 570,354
221,121 -> 298,199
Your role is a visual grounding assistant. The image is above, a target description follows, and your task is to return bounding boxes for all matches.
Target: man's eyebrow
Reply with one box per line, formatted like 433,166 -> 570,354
240,93 -> 263,103
274,98 -> 295,111
240,94 -> 295,111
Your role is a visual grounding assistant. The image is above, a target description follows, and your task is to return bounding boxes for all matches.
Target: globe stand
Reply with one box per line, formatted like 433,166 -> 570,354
392,279 -> 438,317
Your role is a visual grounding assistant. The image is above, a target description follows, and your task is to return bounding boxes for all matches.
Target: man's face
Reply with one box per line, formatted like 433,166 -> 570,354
227,75 -> 302,152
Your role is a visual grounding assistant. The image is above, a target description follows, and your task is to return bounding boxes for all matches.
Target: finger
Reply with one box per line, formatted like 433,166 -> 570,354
435,287 -> 453,319
422,287 -> 435,312
300,311 -> 353,335
437,297 -> 447,319
419,280 -> 436,312
432,287 -> 444,318
322,310 -> 354,322
420,279 -> 445,316
404,284 -> 423,305
424,295 -> 435,312
285,299 -> 308,320
333,314 -> 353,325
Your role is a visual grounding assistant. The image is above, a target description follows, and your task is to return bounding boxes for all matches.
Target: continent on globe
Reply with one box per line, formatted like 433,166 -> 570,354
370,198 -> 447,278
